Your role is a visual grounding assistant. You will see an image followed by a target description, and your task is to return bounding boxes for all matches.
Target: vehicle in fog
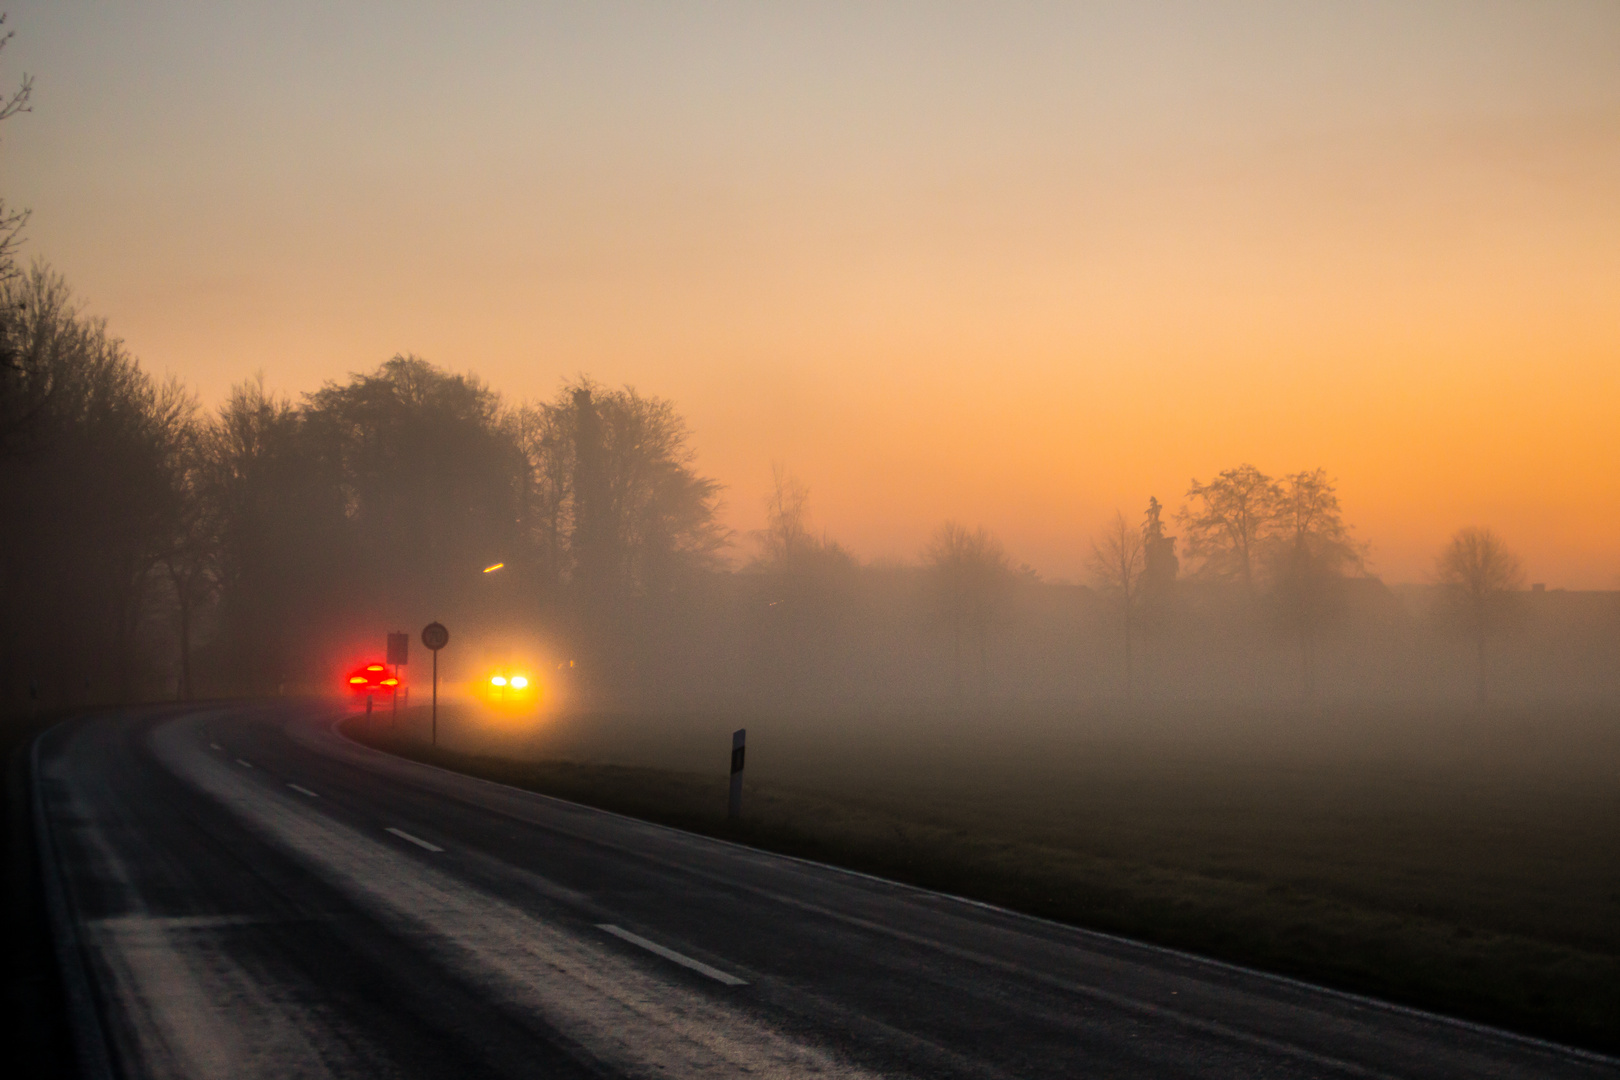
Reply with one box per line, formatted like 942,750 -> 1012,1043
345,662 -> 399,696
481,666 -> 537,708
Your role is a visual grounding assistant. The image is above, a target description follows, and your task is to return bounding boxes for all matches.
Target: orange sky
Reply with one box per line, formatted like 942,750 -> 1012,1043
7,2 -> 1620,584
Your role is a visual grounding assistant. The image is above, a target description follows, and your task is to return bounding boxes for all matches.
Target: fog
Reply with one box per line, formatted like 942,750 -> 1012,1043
2,260 -> 1615,720
6,11 -> 1618,1051
1,5 -> 1616,735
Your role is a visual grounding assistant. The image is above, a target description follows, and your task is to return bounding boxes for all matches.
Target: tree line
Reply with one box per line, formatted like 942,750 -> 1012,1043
3,313 -> 731,704
0,262 -> 1549,709
1075,466 -> 1526,702
0,23 -> 1553,709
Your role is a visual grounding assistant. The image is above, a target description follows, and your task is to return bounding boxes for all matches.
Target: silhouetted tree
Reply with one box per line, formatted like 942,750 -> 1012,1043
1177,464 -> 1281,593
511,401 -> 572,600
761,463 -> 813,565
747,466 -> 857,696
1088,511 -> 1145,699
512,379 -> 725,688
593,385 -> 727,599
0,266 -> 190,702
1434,526 -> 1524,703
200,377 -> 352,690
1266,470 -> 1363,698
924,522 -> 1012,699
569,385 -> 613,630
0,13 -> 28,271
160,403 -> 221,700
0,13 -> 37,453
305,355 -> 525,612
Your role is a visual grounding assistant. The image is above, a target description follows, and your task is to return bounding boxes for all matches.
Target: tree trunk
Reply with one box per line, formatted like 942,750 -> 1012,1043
1298,627 -> 1315,701
1476,630 -> 1487,704
951,617 -> 962,700
114,563 -> 141,703
977,623 -> 989,699
167,563 -> 194,701
1123,607 -> 1133,702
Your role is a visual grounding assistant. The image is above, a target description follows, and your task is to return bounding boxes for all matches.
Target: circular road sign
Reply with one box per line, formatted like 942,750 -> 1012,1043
421,622 -> 449,651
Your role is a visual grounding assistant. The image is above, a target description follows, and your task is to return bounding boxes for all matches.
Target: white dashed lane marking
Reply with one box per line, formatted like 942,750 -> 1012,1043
287,783 -> 319,798
234,758 -> 253,769
385,827 -> 443,852
597,924 -> 748,986
209,743 -> 223,750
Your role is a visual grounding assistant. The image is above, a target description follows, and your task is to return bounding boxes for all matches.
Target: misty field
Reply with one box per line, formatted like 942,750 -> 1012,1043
352,700 -> 1620,1051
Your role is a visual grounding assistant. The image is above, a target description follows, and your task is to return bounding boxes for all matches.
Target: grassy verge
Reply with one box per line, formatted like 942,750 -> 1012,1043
345,705 -> 1620,1052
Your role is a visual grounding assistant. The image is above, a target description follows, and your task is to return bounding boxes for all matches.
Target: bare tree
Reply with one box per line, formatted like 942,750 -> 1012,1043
512,378 -> 726,601
924,522 -> 1012,699
0,266 -> 194,702
161,401 -> 219,700
199,376 -> 350,692
761,462 -> 812,565
1434,526 -> 1525,703
0,13 -> 32,283
510,377 -> 727,691
1177,464 -> 1281,592
748,466 -> 857,696
1267,470 -> 1364,698
0,13 -> 37,452
511,400 -> 572,598
1088,511 -> 1145,699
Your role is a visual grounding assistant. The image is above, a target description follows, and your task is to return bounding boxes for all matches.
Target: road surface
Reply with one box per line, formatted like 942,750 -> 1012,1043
31,704 -> 1619,1079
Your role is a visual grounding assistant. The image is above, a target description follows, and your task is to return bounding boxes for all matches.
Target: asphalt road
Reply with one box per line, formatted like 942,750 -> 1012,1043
31,703 -> 1620,1079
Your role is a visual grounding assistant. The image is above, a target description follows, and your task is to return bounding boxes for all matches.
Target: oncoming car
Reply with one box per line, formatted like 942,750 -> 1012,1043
481,667 -> 536,706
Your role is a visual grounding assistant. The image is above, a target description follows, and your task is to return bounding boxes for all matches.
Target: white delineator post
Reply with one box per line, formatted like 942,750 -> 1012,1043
728,728 -> 746,821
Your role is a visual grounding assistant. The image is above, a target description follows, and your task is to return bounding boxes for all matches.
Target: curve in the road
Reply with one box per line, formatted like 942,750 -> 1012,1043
30,703 -> 1620,1080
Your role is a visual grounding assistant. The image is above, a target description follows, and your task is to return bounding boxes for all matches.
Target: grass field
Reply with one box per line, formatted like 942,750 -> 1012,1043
348,699 -> 1620,1051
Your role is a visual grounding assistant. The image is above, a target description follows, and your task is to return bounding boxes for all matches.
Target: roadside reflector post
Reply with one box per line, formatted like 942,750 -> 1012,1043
421,622 -> 449,747
728,728 -> 746,821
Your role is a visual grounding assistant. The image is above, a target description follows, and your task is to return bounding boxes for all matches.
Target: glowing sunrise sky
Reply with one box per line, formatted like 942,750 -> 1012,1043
6,2 -> 1619,584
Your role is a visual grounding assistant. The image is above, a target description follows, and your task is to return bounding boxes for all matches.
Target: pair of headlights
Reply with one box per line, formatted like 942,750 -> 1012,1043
489,675 -> 529,689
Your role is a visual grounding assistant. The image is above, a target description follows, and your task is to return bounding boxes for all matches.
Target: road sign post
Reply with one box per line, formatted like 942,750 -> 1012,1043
387,632 -> 409,724
728,728 -> 746,821
421,622 -> 449,746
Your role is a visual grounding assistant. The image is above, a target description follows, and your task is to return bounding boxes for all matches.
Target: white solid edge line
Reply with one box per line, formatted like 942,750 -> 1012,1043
234,758 -> 253,768
286,783 -> 319,798
321,712 -> 1615,1067
385,826 -> 443,852
597,924 -> 748,986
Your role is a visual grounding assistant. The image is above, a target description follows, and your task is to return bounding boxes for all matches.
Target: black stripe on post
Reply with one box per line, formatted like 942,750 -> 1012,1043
728,728 -> 745,820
